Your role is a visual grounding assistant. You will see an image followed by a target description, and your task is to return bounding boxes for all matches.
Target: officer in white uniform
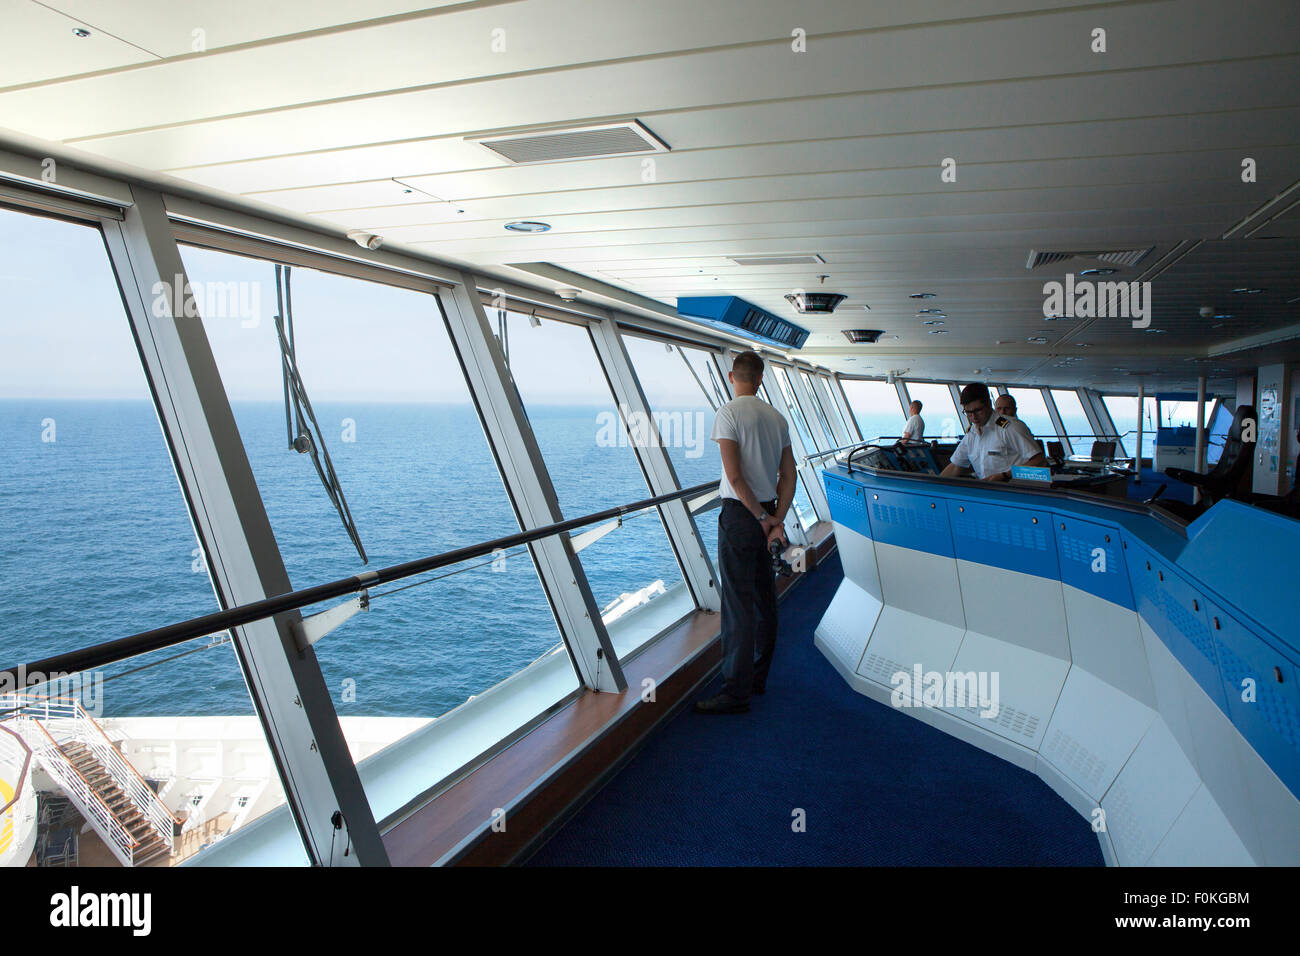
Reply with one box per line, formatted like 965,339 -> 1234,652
901,400 -> 925,442
941,384 -> 1047,481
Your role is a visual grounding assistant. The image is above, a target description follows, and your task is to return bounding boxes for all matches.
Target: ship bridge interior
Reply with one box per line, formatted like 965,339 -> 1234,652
0,0 -> 1298,869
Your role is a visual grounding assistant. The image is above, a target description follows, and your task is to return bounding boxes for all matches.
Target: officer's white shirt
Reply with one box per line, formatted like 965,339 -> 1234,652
711,395 -> 790,502
949,414 -> 1041,479
902,413 -> 925,441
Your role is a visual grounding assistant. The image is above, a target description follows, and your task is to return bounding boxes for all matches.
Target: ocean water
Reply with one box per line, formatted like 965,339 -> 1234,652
1,399 -> 714,719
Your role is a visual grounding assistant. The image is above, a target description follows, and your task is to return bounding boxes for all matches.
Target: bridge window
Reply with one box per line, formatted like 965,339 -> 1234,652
501,313 -> 690,647
620,335 -> 727,559
902,382 -> 962,441
1102,394 -> 1158,461
1048,389 -> 1095,455
1006,388 -> 1057,445
181,244 -> 578,822
842,379 -> 906,442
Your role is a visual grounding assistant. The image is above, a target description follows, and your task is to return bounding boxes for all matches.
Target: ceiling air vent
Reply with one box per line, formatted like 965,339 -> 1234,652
842,329 -> 884,344
785,291 -> 846,314
469,121 -> 668,165
729,254 -> 826,267
1025,246 -> 1153,270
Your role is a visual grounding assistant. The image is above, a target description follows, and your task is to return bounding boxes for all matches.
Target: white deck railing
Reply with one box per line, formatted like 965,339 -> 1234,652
0,694 -> 177,866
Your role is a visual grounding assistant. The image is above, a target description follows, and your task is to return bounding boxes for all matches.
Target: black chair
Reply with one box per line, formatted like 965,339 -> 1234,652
1252,428 -> 1300,520
1090,440 -> 1116,461
1164,404 -> 1256,503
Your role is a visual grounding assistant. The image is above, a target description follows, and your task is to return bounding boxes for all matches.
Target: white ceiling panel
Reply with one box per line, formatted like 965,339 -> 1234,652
1,0 -> 1296,388
0,0 -> 155,87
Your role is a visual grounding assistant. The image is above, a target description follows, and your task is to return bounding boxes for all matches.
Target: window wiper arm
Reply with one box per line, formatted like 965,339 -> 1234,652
273,264 -> 369,564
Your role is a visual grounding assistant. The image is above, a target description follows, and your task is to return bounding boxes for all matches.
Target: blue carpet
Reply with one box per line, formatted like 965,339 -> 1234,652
1126,467 -> 1195,504
526,550 -> 1105,866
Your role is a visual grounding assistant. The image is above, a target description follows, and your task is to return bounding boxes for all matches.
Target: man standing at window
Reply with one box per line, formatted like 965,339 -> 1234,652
994,393 -> 1018,418
696,351 -> 797,715
941,383 -> 1047,481
902,400 -> 926,441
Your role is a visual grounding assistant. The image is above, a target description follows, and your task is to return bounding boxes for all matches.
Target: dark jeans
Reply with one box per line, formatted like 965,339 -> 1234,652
717,498 -> 779,700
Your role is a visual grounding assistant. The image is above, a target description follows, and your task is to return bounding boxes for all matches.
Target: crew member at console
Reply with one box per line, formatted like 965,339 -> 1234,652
941,384 -> 1046,481
902,400 -> 925,441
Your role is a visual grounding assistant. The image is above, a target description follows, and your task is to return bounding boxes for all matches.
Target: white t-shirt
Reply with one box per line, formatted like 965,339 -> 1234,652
710,395 -> 790,503
950,415 -> 1042,479
903,413 -> 925,441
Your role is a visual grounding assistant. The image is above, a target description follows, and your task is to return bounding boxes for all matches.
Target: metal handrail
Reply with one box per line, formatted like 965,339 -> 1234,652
0,479 -> 721,687
4,696 -> 139,865
74,696 -> 181,840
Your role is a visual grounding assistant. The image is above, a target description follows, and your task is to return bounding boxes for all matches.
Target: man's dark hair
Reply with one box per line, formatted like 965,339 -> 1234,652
959,383 -> 991,407
910,400 -> 923,412
732,350 -> 764,384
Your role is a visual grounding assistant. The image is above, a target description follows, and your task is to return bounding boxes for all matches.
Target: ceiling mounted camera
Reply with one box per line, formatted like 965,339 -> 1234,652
346,230 -> 384,250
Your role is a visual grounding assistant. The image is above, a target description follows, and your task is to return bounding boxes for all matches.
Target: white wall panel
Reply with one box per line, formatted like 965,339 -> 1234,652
873,540 -> 964,627
1039,667 -> 1155,802
815,581 -> 881,675
1061,583 -> 1156,706
1147,785 -> 1254,866
1100,718 -> 1201,866
833,522 -> 882,602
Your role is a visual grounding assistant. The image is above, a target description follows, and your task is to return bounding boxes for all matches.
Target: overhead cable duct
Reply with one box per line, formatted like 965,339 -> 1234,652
273,264 -> 369,564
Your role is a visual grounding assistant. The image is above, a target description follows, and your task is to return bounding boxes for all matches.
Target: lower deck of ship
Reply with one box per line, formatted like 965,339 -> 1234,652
524,548 -> 1104,866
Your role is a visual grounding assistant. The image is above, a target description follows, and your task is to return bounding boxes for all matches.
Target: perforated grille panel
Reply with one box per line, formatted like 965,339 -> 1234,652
953,702 -> 1041,740
872,501 -> 944,534
1215,641 -> 1300,748
1060,531 -> 1118,578
1156,587 -> 1216,665
952,514 -> 1049,552
1044,727 -> 1109,792
825,479 -> 868,528
859,652 -> 911,687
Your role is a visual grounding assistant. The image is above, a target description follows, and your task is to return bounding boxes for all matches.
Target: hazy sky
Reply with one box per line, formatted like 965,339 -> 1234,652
0,206 -> 706,406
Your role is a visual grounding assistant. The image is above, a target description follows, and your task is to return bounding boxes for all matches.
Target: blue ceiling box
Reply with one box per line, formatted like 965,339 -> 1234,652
676,296 -> 810,349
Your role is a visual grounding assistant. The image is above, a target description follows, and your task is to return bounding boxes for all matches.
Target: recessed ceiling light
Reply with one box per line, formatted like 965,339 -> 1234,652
922,319 -> 944,326
909,292 -> 937,299
1079,268 -> 1117,277
1213,313 -> 1233,319
1075,342 -> 1092,347
1026,336 -> 1048,344
72,27 -> 91,37
505,221 -> 551,233
1043,314 -> 1068,321
1231,287 -> 1264,294
928,328 -> 948,334
1145,328 -> 1166,333
917,308 -> 944,315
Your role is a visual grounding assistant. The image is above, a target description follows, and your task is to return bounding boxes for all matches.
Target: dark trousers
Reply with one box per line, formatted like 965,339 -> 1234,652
717,498 -> 779,700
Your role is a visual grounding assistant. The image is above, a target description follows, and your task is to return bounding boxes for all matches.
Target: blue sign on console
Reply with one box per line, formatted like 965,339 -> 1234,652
1011,465 -> 1052,482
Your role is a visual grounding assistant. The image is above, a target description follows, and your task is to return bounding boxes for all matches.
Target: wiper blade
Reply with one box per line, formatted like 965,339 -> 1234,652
273,264 -> 369,564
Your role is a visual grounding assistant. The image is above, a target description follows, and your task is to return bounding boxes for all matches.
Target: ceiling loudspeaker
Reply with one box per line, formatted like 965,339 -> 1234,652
841,329 -> 884,343
1025,246 -> 1153,270
786,291 -> 847,314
